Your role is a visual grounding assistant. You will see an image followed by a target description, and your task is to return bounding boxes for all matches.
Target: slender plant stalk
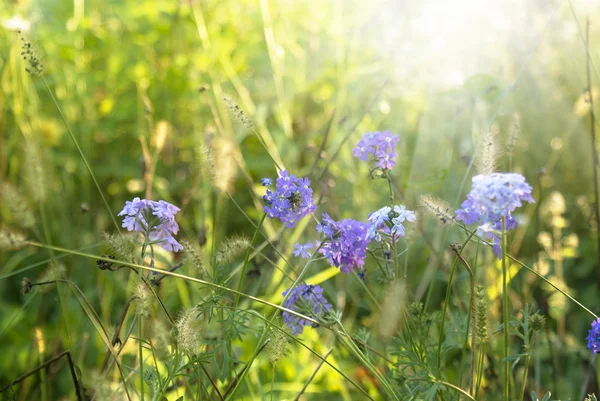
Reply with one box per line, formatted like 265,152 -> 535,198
138,314 -> 144,401
436,230 -> 477,375
502,217 -> 510,401
234,213 -> 266,308
292,348 -> 333,401
0,351 -> 82,400
28,242 -> 325,326
456,224 -> 599,318
519,354 -> 532,401
584,19 -> 600,290
451,244 -> 476,396
40,77 -> 120,233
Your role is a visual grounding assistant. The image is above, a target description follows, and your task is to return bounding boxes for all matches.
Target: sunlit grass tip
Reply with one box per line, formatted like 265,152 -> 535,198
0,227 -> 28,251
197,144 -> 216,184
134,283 -> 151,317
216,235 -> 251,265
418,195 -> 455,225
475,123 -> 500,176
223,95 -> 254,129
507,112 -> 521,156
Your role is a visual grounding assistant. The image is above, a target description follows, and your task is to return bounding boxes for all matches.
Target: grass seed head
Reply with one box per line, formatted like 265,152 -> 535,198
0,227 -> 27,251
216,235 -> 250,265
175,307 -> 202,355
475,124 -> 500,176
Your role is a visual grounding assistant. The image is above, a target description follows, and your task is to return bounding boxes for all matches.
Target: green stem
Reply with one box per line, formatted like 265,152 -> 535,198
139,314 -> 144,401
335,322 -> 399,401
475,345 -> 485,399
519,354 -> 531,401
234,213 -> 266,308
27,241 -> 325,326
502,217 -> 510,401
436,231 -> 477,375
451,244 -> 476,396
456,224 -> 598,318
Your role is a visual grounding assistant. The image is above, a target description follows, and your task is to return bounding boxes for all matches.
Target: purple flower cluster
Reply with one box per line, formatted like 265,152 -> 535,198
282,283 -> 332,335
353,131 -> 400,170
118,197 -> 183,252
587,318 -> 600,353
366,205 -> 416,242
262,170 -> 316,228
455,173 -> 534,258
316,214 -> 371,274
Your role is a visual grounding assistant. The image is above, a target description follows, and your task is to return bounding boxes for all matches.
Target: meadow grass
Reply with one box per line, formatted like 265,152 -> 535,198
2,1 -> 600,401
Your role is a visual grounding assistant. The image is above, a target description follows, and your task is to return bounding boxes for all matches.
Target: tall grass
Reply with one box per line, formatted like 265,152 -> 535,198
2,1 -> 600,400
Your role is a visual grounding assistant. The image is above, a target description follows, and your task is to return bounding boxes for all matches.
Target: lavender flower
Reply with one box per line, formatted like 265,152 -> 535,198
317,214 -> 371,274
293,242 -> 313,258
118,197 -> 183,252
282,283 -> 332,335
456,173 -> 534,258
262,170 -> 316,228
587,318 -> 600,353
366,205 -> 416,242
353,131 -> 400,170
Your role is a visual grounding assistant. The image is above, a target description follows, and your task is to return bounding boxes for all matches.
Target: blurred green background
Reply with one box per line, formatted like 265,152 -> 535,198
2,0 -> 600,399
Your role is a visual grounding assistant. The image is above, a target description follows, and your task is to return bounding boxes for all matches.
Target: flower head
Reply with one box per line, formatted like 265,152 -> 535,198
366,205 -> 416,242
353,131 -> 400,170
587,318 -> 600,353
293,242 -> 313,258
282,284 -> 332,335
317,214 -> 371,274
118,197 -> 183,252
455,173 -> 534,258
262,170 -> 316,228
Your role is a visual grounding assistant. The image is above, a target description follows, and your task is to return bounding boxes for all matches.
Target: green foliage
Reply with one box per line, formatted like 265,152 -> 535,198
2,0 -> 600,400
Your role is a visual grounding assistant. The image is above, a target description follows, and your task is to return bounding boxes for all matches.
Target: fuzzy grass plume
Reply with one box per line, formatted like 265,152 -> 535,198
0,227 -> 27,251
175,307 -> 202,355
223,96 -> 254,129
23,139 -> 49,203
419,195 -> 454,224
507,112 -> 521,156
182,239 -> 210,281
379,280 -> 408,340
102,232 -> 138,263
475,124 -> 500,176
474,284 -> 489,344
0,181 -> 35,229
213,137 -> 238,193
265,324 -> 292,366
216,235 -> 250,265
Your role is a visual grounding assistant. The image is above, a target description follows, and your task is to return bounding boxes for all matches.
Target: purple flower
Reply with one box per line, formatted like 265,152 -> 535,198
261,178 -> 272,186
317,214 -> 371,274
293,242 -> 313,258
456,173 -> 534,259
587,318 -> 600,353
353,131 -> 401,170
366,205 -> 416,242
118,197 -> 183,252
282,283 -> 332,335
262,170 -> 316,228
